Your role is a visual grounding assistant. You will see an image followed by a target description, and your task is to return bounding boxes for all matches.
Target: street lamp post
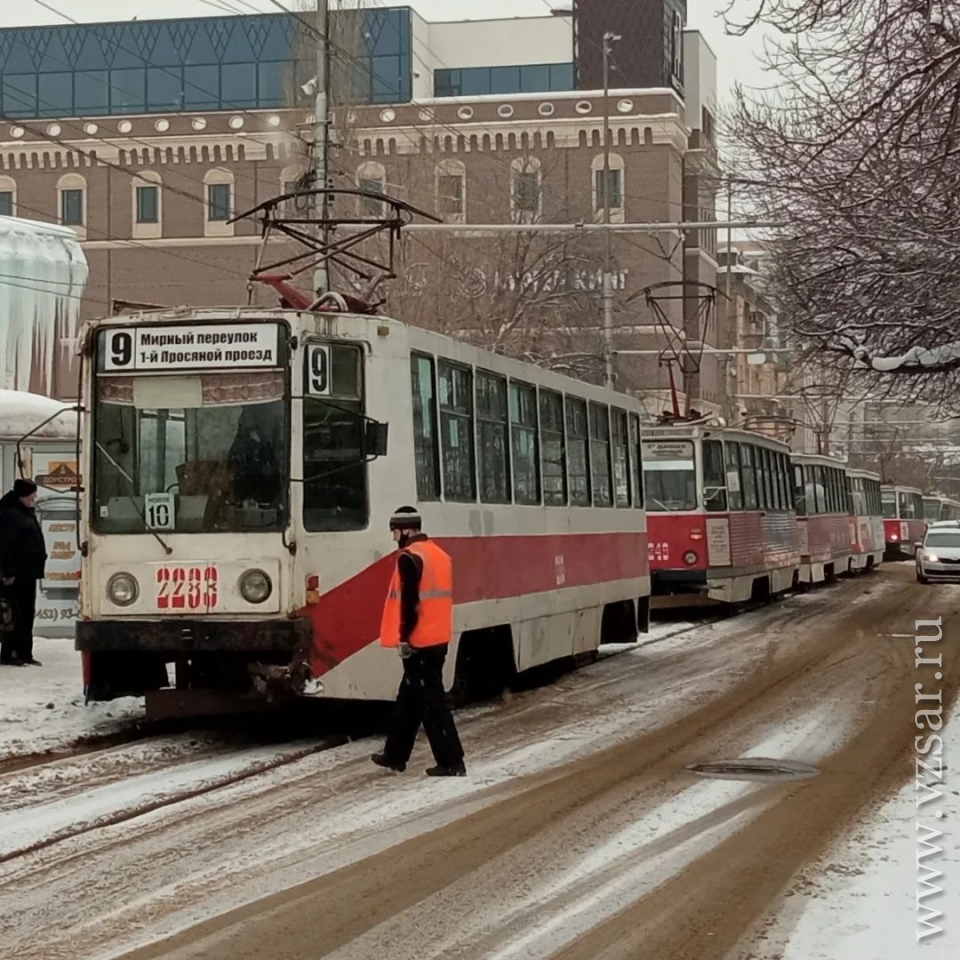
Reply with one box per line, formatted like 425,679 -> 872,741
601,30 -> 620,390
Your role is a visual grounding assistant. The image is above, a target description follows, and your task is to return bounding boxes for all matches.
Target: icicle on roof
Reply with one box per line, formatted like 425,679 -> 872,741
0,216 -> 89,394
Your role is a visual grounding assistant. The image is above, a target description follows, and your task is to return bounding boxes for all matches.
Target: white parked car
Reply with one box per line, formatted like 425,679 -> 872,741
916,521 -> 960,583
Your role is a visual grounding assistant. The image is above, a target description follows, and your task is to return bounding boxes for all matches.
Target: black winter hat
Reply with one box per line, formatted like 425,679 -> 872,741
13,478 -> 38,498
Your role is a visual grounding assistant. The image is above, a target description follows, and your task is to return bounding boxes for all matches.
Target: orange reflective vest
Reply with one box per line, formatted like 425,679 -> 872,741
380,539 -> 453,649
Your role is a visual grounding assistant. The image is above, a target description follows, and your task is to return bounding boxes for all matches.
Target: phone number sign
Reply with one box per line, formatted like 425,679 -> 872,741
101,323 -> 280,371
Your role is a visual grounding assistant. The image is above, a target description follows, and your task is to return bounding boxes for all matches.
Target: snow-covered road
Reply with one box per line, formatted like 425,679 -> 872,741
0,567 -> 956,960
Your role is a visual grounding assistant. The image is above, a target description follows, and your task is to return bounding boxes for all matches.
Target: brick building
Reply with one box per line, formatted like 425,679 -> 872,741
0,1 -> 721,409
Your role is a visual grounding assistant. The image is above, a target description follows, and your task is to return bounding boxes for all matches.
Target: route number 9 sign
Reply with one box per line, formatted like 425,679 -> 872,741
306,344 -> 331,396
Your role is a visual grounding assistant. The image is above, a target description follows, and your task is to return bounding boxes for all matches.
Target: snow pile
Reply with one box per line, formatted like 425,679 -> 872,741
0,637 -> 143,760
0,388 -> 77,440
0,216 -> 88,393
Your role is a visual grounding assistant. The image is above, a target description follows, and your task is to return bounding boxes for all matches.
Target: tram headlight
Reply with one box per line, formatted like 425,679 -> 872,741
240,569 -> 272,604
684,551 -> 698,566
107,572 -> 139,607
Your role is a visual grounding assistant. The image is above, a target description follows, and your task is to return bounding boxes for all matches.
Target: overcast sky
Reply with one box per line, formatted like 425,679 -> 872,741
2,1 -> 772,99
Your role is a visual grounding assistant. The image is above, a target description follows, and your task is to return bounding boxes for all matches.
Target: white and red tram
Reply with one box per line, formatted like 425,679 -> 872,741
642,425 -> 800,604
789,453 -> 855,584
76,307 -> 651,715
846,468 -> 884,572
881,483 -> 925,560
922,494 -> 960,524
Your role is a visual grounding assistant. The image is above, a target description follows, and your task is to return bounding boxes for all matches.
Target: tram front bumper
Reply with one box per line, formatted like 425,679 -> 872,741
76,617 -> 312,654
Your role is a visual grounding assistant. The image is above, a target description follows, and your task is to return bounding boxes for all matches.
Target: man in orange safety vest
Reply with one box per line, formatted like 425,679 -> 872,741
371,506 -> 466,776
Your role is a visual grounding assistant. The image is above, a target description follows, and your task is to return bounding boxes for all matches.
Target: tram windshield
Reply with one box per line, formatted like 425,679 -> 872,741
923,498 -> 942,522
881,491 -> 897,519
642,440 -> 697,512
93,370 -> 287,534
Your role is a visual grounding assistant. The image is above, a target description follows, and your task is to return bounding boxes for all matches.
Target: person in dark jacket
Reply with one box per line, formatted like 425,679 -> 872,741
0,479 -> 47,666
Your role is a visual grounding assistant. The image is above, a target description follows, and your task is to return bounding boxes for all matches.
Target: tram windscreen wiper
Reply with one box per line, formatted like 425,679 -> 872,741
95,441 -> 173,555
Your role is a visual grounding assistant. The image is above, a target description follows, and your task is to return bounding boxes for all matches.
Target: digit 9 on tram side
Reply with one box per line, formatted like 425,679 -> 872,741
641,425 -> 800,605
76,308 -> 652,716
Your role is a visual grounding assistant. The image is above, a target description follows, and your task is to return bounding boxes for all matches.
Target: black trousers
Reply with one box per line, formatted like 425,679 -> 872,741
0,580 -> 36,663
383,645 -> 464,768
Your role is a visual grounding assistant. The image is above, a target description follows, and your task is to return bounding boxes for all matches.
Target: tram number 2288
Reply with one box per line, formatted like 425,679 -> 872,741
156,566 -> 219,610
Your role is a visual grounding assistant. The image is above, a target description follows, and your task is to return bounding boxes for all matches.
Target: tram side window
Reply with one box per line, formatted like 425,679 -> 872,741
589,403 -> 613,507
410,354 -> 440,500
510,381 -> 540,505
540,389 -> 567,506
566,398 -> 591,506
703,440 -> 728,512
303,343 -> 368,531
725,441 -> 743,510
438,361 -> 477,502
477,371 -> 510,504
780,454 -> 792,510
741,444 -> 759,510
611,409 -> 631,507
804,466 -> 817,515
792,464 -> 805,515
629,412 -> 643,508
755,447 -> 769,509
764,449 -> 776,509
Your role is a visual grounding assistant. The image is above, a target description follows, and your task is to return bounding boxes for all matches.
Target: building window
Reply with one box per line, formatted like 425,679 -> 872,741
136,186 -> 159,224
510,381 -> 539,505
477,372 -> 510,504
595,169 -> 623,211
208,183 -> 231,221
438,361 -> 476,502
0,191 -> 13,218
514,170 -> 540,216
359,178 -> 385,216
438,174 -> 464,217
434,62 -> 574,98
61,189 -> 84,226
411,354 -> 441,500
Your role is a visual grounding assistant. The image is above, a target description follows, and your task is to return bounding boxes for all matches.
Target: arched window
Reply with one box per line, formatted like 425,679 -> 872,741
132,170 -> 162,240
204,168 -> 235,237
436,159 -> 466,223
356,161 -> 386,217
591,153 -> 625,223
57,173 -> 87,238
511,156 -> 541,222
0,175 -> 16,218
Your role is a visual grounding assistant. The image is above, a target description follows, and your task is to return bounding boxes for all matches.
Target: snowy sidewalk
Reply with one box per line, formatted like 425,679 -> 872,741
0,637 -> 143,759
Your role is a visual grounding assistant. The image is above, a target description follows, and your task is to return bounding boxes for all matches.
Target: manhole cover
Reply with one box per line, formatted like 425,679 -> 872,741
687,758 -> 820,782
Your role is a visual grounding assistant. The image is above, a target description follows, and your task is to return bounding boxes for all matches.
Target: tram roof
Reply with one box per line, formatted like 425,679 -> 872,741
640,423 -> 792,449
880,482 -> 923,494
86,305 -> 651,410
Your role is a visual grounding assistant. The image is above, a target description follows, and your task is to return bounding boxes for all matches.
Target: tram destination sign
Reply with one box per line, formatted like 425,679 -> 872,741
101,323 -> 280,372
643,440 -> 695,461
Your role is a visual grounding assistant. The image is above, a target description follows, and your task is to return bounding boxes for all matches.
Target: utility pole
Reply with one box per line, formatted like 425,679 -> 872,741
601,30 -> 620,390
313,0 -> 331,294
721,177 -> 733,423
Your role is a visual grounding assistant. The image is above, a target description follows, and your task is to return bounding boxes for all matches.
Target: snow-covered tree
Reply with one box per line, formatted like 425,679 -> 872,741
724,0 -> 960,395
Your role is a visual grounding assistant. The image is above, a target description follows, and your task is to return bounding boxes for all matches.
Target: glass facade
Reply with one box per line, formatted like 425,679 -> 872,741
0,7 -> 413,119
434,63 -> 574,99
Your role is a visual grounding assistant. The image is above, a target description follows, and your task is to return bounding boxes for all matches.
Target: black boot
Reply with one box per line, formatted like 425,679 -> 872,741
371,753 -> 405,773
425,761 -> 466,777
